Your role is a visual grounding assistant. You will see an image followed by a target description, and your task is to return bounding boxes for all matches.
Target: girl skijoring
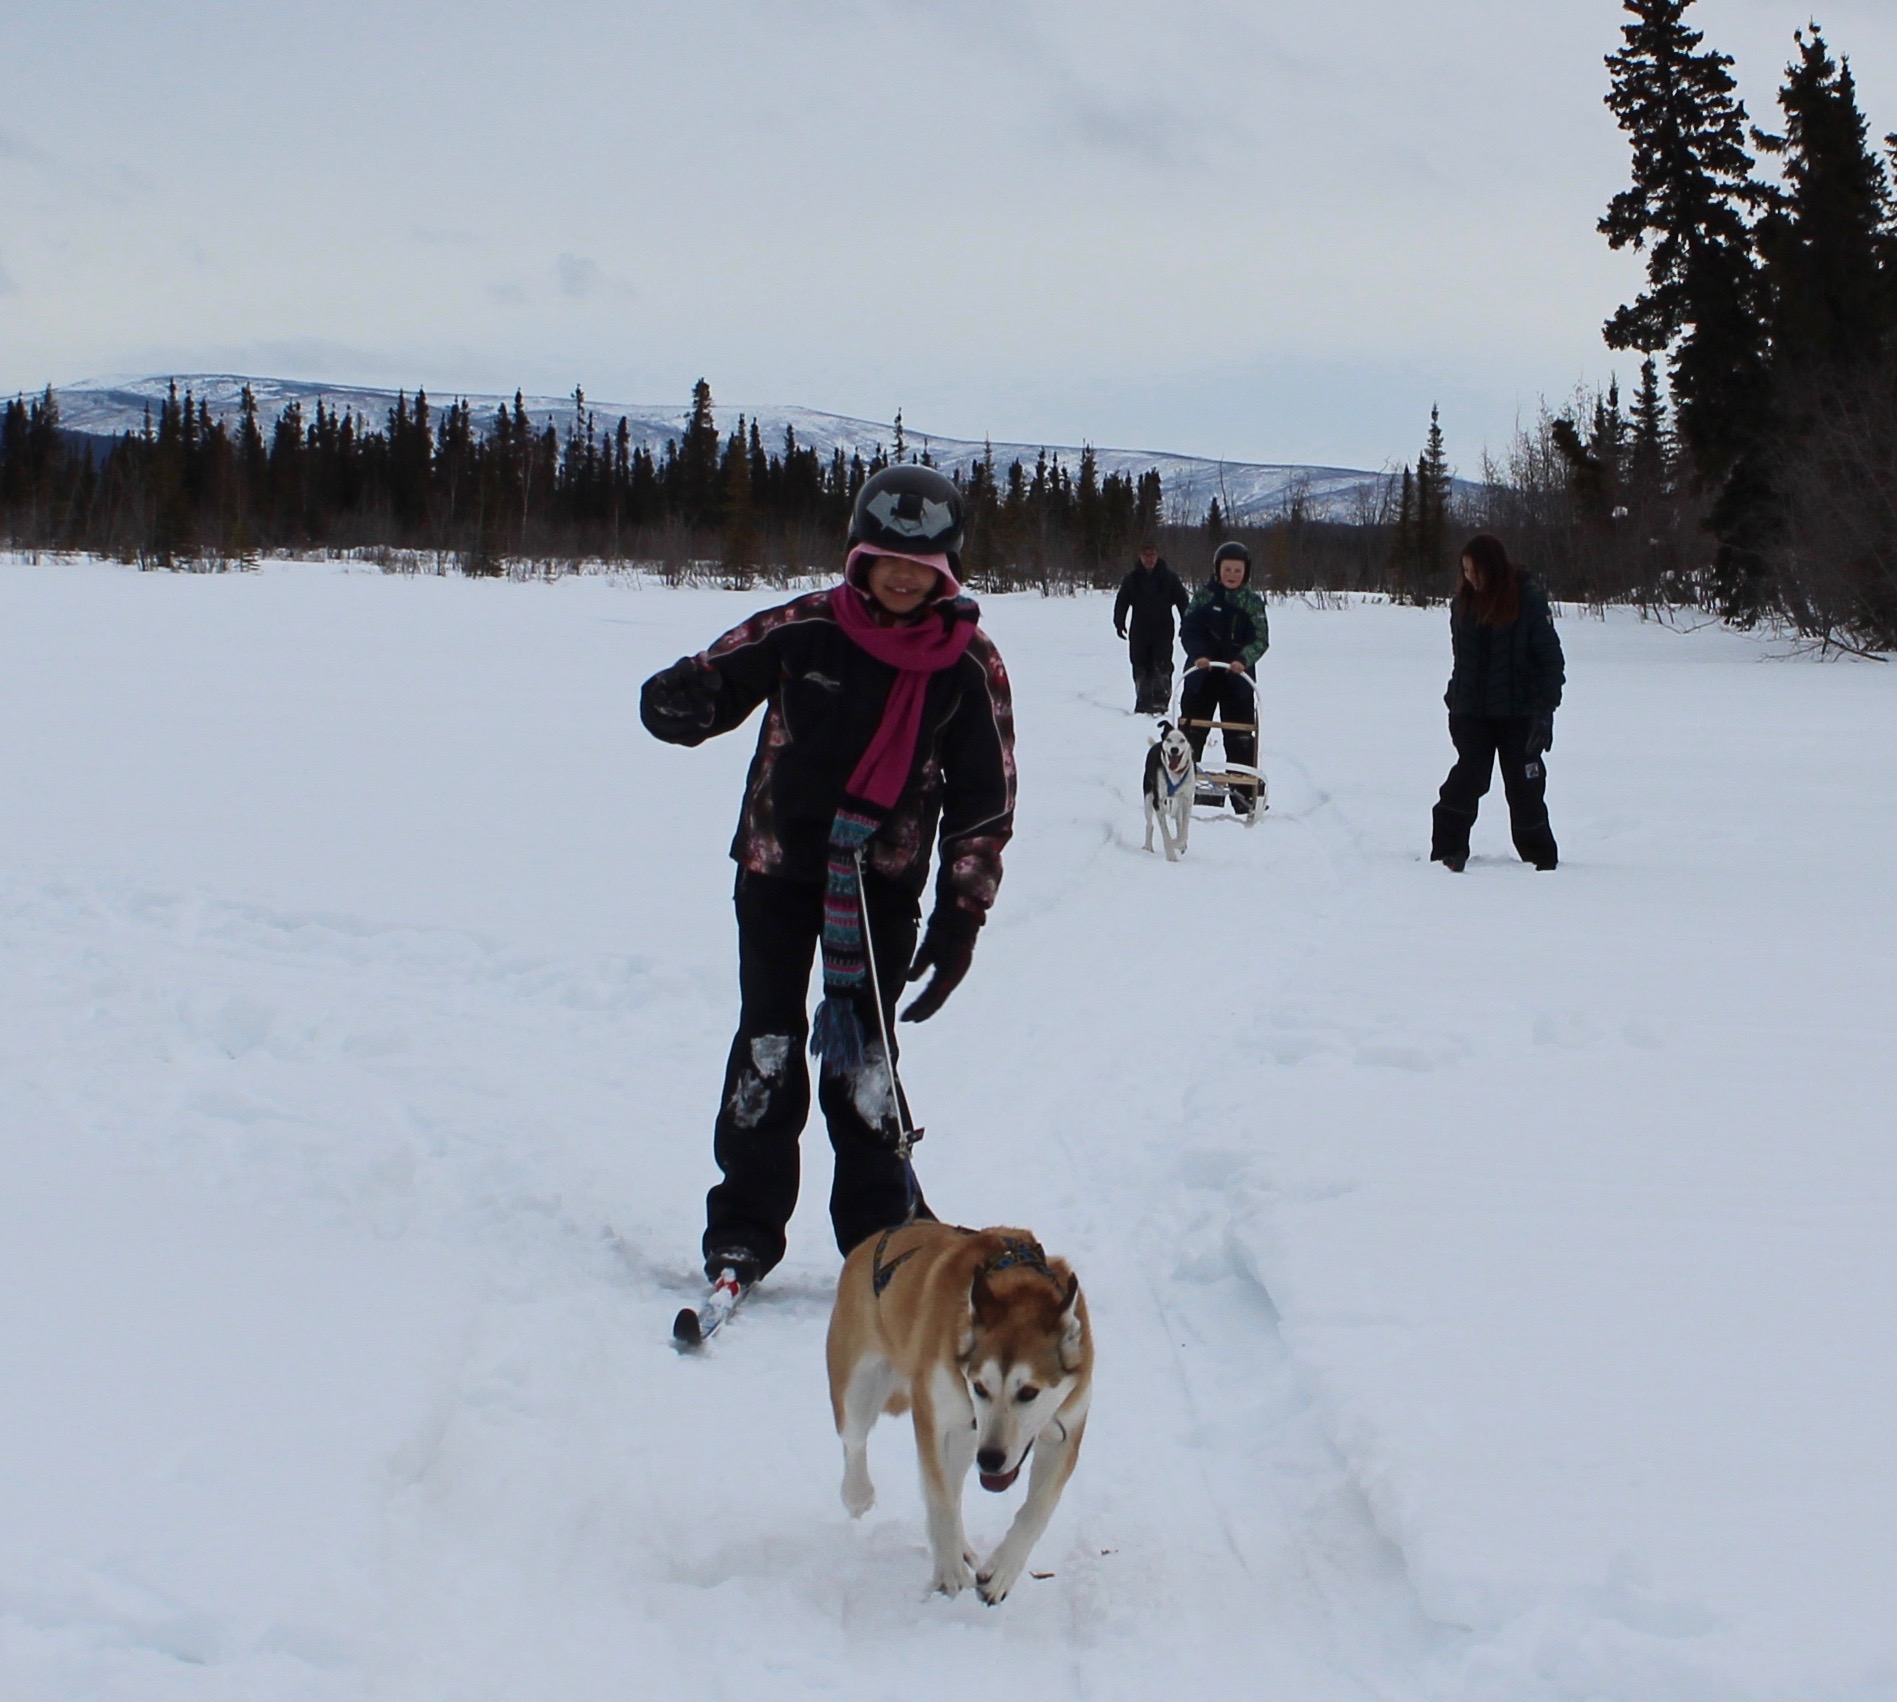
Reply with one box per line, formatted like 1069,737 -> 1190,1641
641,466 -> 1016,1286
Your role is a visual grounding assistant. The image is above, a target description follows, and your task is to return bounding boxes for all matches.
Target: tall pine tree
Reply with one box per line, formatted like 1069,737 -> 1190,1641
678,379 -> 722,529
1753,28 -> 1897,370
1415,406 -> 1452,600
1600,0 -> 1770,498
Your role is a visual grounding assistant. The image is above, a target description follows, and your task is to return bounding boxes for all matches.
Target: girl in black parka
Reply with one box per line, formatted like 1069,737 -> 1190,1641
1430,534 -> 1564,871
640,466 -> 1015,1288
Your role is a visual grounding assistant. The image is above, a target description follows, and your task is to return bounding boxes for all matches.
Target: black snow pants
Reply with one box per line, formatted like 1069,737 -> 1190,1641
704,869 -> 928,1279
1179,667 -> 1257,772
1128,627 -> 1176,713
1431,714 -> 1558,867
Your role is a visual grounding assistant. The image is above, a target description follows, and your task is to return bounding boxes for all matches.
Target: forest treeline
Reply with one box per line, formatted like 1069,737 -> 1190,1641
4,0 -> 1896,646
0,378 -> 1167,593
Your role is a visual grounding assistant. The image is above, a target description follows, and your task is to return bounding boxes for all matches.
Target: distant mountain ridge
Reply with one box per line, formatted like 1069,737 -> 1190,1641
52,374 -> 1398,524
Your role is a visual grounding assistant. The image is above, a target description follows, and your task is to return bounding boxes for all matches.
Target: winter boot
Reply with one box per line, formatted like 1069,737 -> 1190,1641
702,1246 -> 764,1288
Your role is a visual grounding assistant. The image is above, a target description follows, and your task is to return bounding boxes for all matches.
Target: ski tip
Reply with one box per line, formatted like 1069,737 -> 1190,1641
672,1306 -> 704,1349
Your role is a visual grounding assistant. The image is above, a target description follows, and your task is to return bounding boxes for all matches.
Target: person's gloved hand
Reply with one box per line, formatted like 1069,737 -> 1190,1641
1114,623 -> 1127,640
900,907 -> 980,1022
641,658 -> 719,739
1524,713 -> 1555,760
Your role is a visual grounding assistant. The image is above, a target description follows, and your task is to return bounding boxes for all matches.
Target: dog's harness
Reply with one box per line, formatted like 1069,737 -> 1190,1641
870,1229 -> 1059,1299
871,1227 -> 923,1296
1160,764 -> 1189,798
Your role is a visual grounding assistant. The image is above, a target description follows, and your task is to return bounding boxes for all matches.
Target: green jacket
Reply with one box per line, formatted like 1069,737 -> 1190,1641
1180,579 -> 1270,670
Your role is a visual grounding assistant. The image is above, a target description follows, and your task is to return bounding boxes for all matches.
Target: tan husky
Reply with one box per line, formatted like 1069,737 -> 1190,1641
826,1221 -> 1092,1604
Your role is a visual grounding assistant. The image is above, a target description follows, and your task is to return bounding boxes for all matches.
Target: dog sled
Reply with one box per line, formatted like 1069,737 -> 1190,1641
1177,660 -> 1266,826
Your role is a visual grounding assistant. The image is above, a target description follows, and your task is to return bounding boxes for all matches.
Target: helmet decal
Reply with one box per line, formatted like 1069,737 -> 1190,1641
850,464 -> 965,555
865,490 -> 956,540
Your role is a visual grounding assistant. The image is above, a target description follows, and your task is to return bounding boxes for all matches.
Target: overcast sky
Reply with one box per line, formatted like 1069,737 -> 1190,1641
3,1 -> 1895,471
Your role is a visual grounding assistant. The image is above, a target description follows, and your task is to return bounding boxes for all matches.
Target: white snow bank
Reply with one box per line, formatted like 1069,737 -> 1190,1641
0,556 -> 1889,1700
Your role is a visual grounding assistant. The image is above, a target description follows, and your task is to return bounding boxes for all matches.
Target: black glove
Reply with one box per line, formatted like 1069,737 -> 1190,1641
900,907 -> 980,1023
641,658 -> 719,739
1525,713 -> 1554,760
1115,626 -> 1126,640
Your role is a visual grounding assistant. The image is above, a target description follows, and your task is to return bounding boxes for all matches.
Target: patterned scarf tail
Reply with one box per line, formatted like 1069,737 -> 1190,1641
809,807 -> 880,1074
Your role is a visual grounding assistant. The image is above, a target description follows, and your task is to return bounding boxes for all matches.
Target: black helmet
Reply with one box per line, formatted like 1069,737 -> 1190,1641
1212,539 -> 1252,581
850,464 -> 964,557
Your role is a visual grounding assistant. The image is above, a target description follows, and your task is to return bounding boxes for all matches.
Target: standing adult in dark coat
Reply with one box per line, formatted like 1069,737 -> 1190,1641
1430,534 -> 1565,871
1113,542 -> 1190,713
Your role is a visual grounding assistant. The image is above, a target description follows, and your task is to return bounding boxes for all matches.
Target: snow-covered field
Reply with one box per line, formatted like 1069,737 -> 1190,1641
1,557 -> 1891,1702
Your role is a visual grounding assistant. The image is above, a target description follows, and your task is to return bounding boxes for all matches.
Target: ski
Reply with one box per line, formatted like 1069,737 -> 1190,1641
672,1266 -> 752,1350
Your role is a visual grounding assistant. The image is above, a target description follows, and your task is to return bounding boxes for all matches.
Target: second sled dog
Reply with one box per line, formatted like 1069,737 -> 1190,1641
826,1221 -> 1092,1604
1143,720 -> 1195,860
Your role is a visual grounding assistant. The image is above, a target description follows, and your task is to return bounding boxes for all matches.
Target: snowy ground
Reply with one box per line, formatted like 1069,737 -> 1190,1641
1,557 -> 1892,1702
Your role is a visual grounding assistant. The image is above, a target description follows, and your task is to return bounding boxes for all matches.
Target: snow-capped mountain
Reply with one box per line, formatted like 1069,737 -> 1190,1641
53,374 -> 1396,524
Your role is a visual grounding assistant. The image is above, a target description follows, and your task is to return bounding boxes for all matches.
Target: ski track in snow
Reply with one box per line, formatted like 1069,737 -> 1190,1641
1,559 -> 1892,1701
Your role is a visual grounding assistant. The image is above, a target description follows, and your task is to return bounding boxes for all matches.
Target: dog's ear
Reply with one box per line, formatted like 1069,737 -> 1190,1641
971,1269 -> 1003,1326
1056,1270 -> 1084,1369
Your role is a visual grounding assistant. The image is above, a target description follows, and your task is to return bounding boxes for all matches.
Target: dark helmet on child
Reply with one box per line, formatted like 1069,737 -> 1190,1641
850,465 -> 965,560
1212,540 -> 1252,583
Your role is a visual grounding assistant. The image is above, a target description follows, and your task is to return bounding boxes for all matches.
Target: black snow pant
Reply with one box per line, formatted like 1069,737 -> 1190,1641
704,869 -> 929,1279
1179,668 -> 1257,801
1128,627 -> 1176,712
1431,714 -> 1558,867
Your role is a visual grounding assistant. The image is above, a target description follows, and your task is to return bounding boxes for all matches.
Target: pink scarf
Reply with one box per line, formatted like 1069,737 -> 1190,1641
808,565 -> 978,1075
828,577 -> 978,807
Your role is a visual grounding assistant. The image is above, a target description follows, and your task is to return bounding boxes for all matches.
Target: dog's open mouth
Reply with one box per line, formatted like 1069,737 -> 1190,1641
979,1464 -> 1022,1493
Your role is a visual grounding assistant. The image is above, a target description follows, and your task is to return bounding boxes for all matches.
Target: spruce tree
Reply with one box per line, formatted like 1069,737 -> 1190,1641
1600,0 -> 1769,489
1415,405 -> 1452,599
1135,469 -> 1163,542
721,414 -> 758,583
1629,356 -> 1672,500
1389,464 -> 1416,601
1074,445 -> 1102,574
1752,32 -> 1897,645
679,379 -> 721,529
1754,28 -> 1897,368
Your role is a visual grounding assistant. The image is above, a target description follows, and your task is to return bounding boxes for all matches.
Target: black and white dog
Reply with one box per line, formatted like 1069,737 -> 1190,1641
1142,721 -> 1196,861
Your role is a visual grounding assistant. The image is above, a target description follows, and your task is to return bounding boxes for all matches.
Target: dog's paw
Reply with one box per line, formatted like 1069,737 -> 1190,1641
976,1548 -> 1025,1605
840,1470 -> 875,1519
929,1556 -> 976,1597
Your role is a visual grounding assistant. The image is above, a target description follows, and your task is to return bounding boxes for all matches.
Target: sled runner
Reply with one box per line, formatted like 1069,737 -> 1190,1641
1176,661 -> 1266,825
